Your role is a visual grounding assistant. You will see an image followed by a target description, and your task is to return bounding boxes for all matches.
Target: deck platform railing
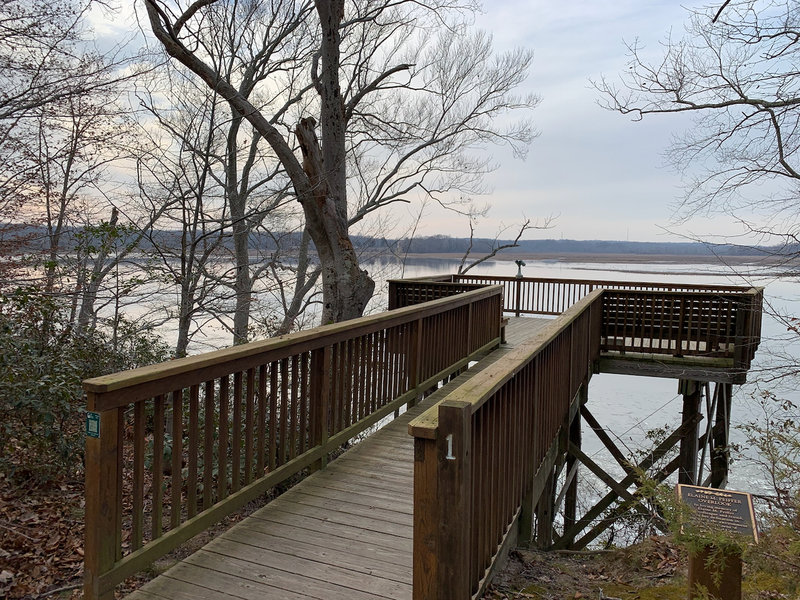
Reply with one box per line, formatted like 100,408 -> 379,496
450,273 -> 755,317
408,290 -> 604,599
390,276 -> 763,371
83,285 -> 503,600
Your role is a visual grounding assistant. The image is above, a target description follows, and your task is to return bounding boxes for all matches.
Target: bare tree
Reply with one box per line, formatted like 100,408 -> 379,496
142,0 -> 538,325
594,0 -> 800,239
144,0 -> 375,324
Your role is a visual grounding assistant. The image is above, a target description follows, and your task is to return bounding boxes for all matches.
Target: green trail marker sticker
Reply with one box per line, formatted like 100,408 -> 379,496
86,411 -> 100,438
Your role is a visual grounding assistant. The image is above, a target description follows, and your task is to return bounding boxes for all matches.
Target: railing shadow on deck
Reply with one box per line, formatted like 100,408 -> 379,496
82,285 -> 503,600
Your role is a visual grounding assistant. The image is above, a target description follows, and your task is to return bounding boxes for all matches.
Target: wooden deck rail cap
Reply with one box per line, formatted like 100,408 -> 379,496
83,284 -> 503,397
456,274 -> 756,294
408,289 -> 603,439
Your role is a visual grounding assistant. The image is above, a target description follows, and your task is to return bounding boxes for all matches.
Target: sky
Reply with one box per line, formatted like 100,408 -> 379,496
89,1 -> 753,244
462,0 -> 737,243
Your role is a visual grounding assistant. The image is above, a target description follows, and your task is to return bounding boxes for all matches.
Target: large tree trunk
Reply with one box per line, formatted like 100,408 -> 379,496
295,116 -> 373,324
297,0 -> 374,323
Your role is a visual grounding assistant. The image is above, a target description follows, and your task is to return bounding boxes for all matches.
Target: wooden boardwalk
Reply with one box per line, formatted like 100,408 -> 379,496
126,317 -> 549,600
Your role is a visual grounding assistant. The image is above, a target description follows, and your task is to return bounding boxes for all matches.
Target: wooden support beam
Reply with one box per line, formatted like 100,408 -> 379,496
535,469 -> 556,548
567,442 -> 654,520
563,401 -> 582,547
571,455 -> 680,550
554,413 -> 700,550
581,405 -> 635,477
711,382 -> 732,488
678,379 -> 702,485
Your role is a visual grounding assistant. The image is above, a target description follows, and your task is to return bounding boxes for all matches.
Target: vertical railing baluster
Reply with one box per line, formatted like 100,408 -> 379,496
203,380 -> 214,510
152,395 -> 165,539
244,368 -> 255,484
187,384 -> 199,518
132,401 -> 145,551
170,390 -> 182,529
231,372 -> 242,491
218,376 -> 229,500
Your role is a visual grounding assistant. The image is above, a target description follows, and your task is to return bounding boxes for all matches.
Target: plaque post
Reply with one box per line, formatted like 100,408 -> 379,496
688,546 -> 742,600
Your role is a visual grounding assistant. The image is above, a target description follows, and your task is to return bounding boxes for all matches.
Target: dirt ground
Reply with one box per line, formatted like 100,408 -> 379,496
481,537 -> 686,600
481,535 -> 800,600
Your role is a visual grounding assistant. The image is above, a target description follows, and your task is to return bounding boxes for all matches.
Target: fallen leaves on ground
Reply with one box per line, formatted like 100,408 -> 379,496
0,474 -> 84,599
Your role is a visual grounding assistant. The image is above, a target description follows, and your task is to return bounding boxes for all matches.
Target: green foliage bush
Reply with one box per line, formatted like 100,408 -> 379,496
0,287 -> 169,484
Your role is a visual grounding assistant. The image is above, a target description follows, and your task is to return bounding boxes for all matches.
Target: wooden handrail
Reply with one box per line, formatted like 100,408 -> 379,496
83,285 -> 504,600
409,290 -> 604,599
452,273 -> 759,317
407,283 -> 764,599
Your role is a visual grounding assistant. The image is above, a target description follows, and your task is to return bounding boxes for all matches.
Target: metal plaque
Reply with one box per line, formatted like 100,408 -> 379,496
677,484 -> 759,543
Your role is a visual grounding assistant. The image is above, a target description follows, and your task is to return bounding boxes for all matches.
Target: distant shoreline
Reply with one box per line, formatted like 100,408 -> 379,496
403,251 -> 793,265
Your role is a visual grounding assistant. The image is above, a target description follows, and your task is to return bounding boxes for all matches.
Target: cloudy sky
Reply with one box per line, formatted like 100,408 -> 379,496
92,1 -> 747,243
466,0 -> 738,243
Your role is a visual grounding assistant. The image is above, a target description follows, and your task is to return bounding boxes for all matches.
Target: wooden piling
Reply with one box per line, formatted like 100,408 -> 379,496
679,379 -> 702,485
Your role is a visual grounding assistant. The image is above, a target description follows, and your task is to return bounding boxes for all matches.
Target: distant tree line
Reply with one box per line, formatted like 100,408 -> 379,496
8,225 -> 784,258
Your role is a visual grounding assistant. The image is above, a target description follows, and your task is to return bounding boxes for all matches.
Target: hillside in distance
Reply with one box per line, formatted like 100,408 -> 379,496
396,235 -> 782,257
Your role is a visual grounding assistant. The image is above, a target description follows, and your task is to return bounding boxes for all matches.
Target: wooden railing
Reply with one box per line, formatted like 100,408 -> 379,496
387,279 -> 486,310
83,285 -> 503,600
390,277 -> 763,370
450,274 -> 753,316
408,290 -> 604,599
600,288 -> 763,366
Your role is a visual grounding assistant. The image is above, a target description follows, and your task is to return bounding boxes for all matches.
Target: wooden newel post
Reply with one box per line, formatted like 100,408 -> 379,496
84,394 -> 123,600
437,400 -> 473,600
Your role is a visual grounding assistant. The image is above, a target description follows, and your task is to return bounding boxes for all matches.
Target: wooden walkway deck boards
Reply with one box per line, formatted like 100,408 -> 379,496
126,317 -> 550,600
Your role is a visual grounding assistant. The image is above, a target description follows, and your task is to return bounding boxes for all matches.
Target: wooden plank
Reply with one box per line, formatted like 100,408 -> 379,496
222,526 -> 412,581
198,542 -> 413,600
263,497 -> 413,538
250,506 -> 412,553
275,490 -> 413,524
300,471 -> 416,501
147,558 -> 344,600
225,517 -> 412,567
294,482 -> 414,512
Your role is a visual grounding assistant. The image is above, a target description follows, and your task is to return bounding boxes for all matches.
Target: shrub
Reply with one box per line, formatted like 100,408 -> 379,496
0,287 -> 169,484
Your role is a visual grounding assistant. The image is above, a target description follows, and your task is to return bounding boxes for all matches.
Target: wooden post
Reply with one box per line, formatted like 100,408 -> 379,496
535,468 -> 556,548
413,437 -> 439,600
436,400 -> 473,600
563,390 -> 584,546
310,346 -> 331,471
678,379 -> 701,485
688,546 -> 742,600
84,396 -> 123,600
711,383 -> 732,489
